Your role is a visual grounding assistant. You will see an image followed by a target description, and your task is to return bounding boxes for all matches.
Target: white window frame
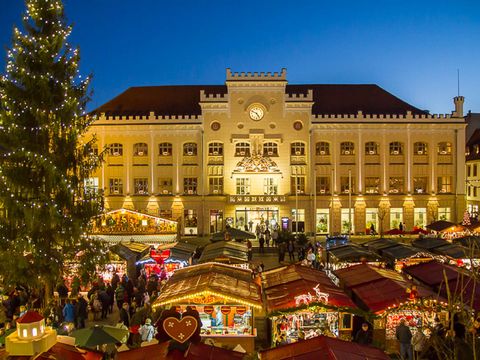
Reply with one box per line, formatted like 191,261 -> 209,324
316,142 -> 330,155
208,142 -> 223,156
133,143 -> 148,156
263,178 -> 278,195
340,142 -> 355,155
108,143 -> 123,156
134,178 -> 148,195
236,178 -> 251,195
235,142 -> 250,157
291,142 -> 306,156
159,143 -> 172,156
109,178 -> 123,195
389,141 -> 403,155
365,142 -> 378,155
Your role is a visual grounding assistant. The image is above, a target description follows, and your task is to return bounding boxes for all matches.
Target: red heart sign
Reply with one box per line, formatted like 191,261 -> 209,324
162,316 -> 198,344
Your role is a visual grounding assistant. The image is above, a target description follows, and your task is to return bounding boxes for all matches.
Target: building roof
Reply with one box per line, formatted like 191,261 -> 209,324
425,220 -> 458,232
262,264 -> 356,312
152,263 -> 262,308
258,335 -> 390,360
92,84 -> 428,117
17,310 -> 44,324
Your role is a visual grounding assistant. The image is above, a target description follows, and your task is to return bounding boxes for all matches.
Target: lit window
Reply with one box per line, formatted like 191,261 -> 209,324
438,142 -> 452,155
209,177 -> 223,194
414,142 -> 428,155
264,178 -> 278,195
340,142 -> 354,155
316,142 -> 330,155
365,142 -> 378,155
291,142 -> 305,156
133,143 -> 148,156
235,142 -> 250,157
208,142 -> 223,156
32,328 -> 37,337
437,176 -> 452,193
389,142 -> 403,155
263,142 -> 278,156
183,143 -> 197,156
236,178 -> 250,195
159,143 -> 172,156
108,143 -> 123,156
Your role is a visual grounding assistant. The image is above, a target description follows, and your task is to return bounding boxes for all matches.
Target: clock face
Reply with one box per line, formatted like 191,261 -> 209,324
249,106 -> 264,121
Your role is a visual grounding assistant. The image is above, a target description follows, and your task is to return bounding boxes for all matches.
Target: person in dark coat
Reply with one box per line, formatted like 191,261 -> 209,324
396,319 -> 413,360
98,289 -> 110,319
56,281 -> 69,305
119,302 -> 130,328
75,294 -> 88,329
106,284 -> 114,314
354,323 -> 372,345
111,273 -> 120,291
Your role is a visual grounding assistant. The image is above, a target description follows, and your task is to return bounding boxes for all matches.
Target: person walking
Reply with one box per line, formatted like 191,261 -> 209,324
265,229 -> 271,247
115,284 -> 125,311
62,299 -> 75,324
246,239 -> 253,261
354,323 -> 372,345
75,294 -> 88,329
272,229 -> 278,247
287,240 -> 295,262
119,302 -> 130,328
259,234 -> 265,254
396,319 -> 413,360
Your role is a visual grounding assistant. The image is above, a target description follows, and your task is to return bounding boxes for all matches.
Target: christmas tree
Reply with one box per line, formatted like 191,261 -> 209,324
461,209 -> 471,226
0,0 -> 107,298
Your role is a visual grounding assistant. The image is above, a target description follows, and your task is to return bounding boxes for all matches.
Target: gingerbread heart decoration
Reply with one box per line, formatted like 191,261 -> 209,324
162,316 -> 198,344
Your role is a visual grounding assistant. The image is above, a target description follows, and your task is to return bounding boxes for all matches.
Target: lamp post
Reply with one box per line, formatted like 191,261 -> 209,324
348,169 -> 352,235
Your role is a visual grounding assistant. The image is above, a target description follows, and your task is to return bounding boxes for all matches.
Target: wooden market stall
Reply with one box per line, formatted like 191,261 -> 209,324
258,335 -> 390,360
152,263 -> 262,353
198,241 -> 249,266
375,244 -> 433,271
262,264 -> 357,346
404,261 -> 480,311
333,263 -> 446,353
413,237 -> 480,268
326,244 -> 384,270
112,241 -> 150,280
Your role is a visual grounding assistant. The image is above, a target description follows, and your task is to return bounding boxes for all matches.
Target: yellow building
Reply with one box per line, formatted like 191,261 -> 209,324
87,69 -> 466,236
466,124 -> 480,217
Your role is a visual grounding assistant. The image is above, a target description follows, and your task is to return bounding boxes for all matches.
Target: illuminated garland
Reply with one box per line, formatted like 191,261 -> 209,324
266,301 -> 376,320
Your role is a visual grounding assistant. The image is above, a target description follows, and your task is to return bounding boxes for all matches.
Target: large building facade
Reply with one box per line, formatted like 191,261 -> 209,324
87,69 -> 466,236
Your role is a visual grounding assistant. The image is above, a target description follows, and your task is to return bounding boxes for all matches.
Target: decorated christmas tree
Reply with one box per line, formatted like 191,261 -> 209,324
461,209 -> 471,226
0,0 -> 107,298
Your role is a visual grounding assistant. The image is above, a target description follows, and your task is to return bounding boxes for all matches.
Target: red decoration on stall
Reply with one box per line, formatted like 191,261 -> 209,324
150,249 -> 171,264
236,306 -> 246,315
203,305 -> 214,314
220,306 -> 231,315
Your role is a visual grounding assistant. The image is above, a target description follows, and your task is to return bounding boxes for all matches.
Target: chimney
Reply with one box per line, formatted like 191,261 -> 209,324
453,96 -> 464,117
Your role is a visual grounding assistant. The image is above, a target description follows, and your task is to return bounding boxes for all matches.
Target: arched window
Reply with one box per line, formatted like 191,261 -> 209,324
133,143 -> 148,156
414,142 -> 428,155
183,142 -> 197,156
340,142 -> 354,155
291,142 -> 305,156
438,142 -> 452,155
108,143 -> 123,156
235,142 -> 250,156
389,142 -> 404,155
263,142 -> 278,156
208,142 -> 223,156
158,143 -> 172,156
365,142 -> 378,155
315,142 -> 330,155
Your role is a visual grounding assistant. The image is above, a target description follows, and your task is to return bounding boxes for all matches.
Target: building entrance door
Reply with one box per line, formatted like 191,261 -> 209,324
235,207 -> 279,233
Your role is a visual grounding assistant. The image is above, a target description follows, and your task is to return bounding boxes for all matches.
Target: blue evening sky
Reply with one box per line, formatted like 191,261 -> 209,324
1,0 -> 479,114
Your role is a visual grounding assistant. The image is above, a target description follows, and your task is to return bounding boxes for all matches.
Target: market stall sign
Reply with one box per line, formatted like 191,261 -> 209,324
203,306 -> 214,314
190,294 -> 220,304
151,249 -> 170,263
236,306 -> 247,315
220,306 -> 231,315
163,316 -> 198,344
295,284 -> 330,307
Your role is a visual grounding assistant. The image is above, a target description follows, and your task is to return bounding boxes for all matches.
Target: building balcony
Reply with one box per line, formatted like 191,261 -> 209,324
290,155 -> 306,164
315,154 -> 331,164
107,155 -> 124,166
157,155 -> 173,165
364,154 -> 380,164
339,154 -> 355,164
207,155 -> 224,165
389,154 -> 405,164
133,156 -> 149,166
413,154 -> 428,164
437,154 -> 453,164
228,194 -> 287,204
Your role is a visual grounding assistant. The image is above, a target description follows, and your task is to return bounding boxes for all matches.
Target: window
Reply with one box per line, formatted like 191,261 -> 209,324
183,177 -> 197,194
158,178 -> 173,194
84,177 -> 98,195
438,207 -> 451,221
316,177 -> 330,194
184,209 -> 198,235
365,177 -> 380,194
263,142 -> 279,156
108,143 -> 123,156
437,176 -> 452,193
159,143 -> 172,156
413,177 -> 428,194
468,186 -> 471,196
340,176 -> 355,194
134,178 -> 148,195
389,142 -> 403,155
264,178 -> 278,195
414,208 -> 427,228
133,143 -> 148,156
414,142 -> 428,155
341,208 -> 354,234
474,164 -> 478,177
365,142 -> 378,155
366,208 -> 378,233
316,209 -> 329,233
340,142 -> 354,155
291,176 -> 306,194
236,178 -> 250,195
389,177 -> 404,194
291,142 -> 305,156
292,209 -> 305,233
390,208 -> 403,230
475,187 -> 478,197
209,177 -> 223,195
468,165 -> 471,177
316,142 -> 330,155
109,178 -> 123,195
438,142 -> 452,155
235,142 -> 250,156
183,143 -> 197,156
208,142 -> 223,156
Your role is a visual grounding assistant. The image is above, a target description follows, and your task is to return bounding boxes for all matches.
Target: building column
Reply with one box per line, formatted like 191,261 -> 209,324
378,195 -> 391,236
403,196 -> 415,231
427,195 -> 439,223
354,196 -> 366,234
330,195 -> 342,235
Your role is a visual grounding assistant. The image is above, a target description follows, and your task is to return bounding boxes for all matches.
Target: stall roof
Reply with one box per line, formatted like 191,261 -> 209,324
96,234 -> 177,244
152,263 -> 262,308
333,264 -> 404,289
351,278 -> 438,313
210,227 -> 256,241
327,244 -> 382,263
380,244 -> 433,261
426,220 -> 458,232
259,335 -> 390,360
198,241 -> 248,264
363,238 -> 399,251
112,241 -> 151,260
404,261 -> 480,310
262,265 -> 356,312
412,237 -> 450,250
453,235 -> 480,248
169,241 -> 197,262
431,243 -> 469,259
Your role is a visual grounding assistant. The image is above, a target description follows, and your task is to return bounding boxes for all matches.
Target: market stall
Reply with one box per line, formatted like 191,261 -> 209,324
413,238 -> 480,268
111,241 -> 150,280
262,264 -> 357,346
152,263 -> 262,353
211,227 -> 256,242
326,244 -> 384,270
333,263 -> 444,352
378,244 -> 433,271
198,241 -> 249,266
363,238 -> 399,253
